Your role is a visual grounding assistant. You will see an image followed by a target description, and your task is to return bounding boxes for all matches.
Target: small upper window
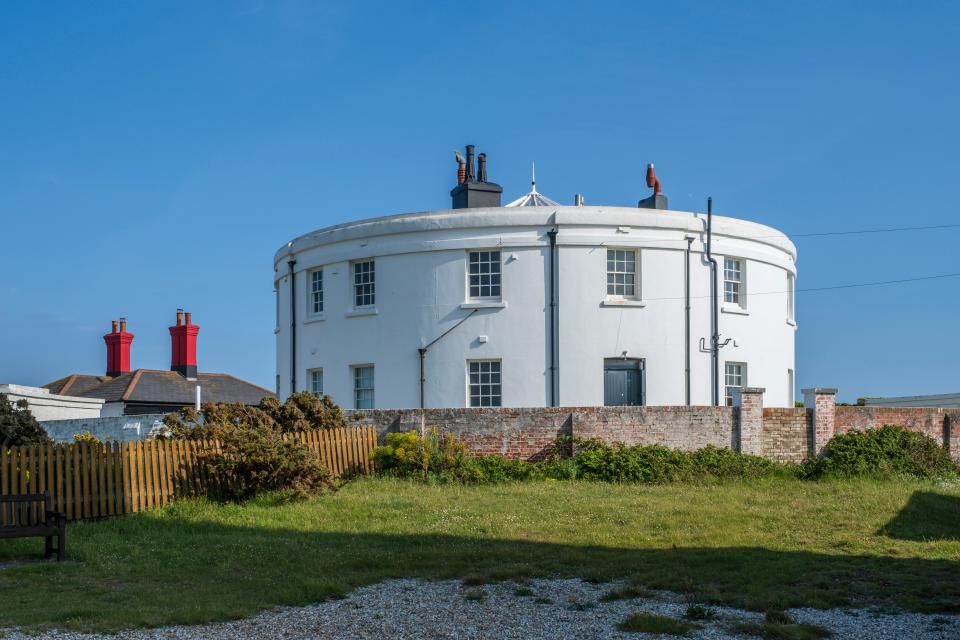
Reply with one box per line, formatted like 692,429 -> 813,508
724,258 -> 744,306
308,368 -> 323,397
353,365 -> 374,409
724,362 -> 746,406
607,249 -> 637,298
353,261 -> 375,308
468,250 -> 501,300
309,269 -> 324,315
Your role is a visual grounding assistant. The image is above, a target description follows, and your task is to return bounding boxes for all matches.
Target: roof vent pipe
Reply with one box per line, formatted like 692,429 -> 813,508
574,194 -> 585,206
477,153 -> 487,182
465,145 -> 476,181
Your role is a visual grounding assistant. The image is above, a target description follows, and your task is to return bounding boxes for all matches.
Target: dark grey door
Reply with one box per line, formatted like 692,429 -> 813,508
604,358 -> 644,406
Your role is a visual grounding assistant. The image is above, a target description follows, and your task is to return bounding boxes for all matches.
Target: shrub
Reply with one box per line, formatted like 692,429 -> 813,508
73,431 -> 102,445
370,429 -> 466,478
573,441 -> 784,484
203,423 -> 333,501
163,394 -> 340,500
799,426 -> 958,480
0,394 -> 51,447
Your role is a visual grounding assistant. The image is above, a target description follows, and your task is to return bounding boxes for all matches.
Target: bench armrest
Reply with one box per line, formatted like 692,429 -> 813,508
46,510 -> 66,526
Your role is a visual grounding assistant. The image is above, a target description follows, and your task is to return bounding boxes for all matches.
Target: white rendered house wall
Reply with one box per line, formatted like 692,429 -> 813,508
275,206 -> 797,409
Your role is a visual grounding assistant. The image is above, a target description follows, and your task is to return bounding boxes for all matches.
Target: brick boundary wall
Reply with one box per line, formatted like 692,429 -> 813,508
343,390 -> 960,463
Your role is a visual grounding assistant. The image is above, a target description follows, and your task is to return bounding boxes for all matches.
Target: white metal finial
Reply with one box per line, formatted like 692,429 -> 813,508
531,162 -> 537,193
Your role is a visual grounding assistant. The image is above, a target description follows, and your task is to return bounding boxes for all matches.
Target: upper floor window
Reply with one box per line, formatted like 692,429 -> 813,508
353,365 -> 374,409
309,269 -> 324,315
308,368 -> 323,397
787,272 -> 795,320
724,362 -> 746,406
468,360 -> 502,407
724,258 -> 744,307
353,260 -> 375,308
468,250 -> 501,300
607,249 -> 637,298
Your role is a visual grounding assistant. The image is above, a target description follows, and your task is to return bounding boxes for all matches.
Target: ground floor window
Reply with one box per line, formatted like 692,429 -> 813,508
725,362 -> 746,406
308,368 -> 323,397
353,365 -> 374,409
468,360 -> 501,407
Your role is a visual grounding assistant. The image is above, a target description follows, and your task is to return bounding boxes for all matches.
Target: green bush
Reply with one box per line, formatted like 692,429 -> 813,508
370,429 -> 466,478
203,423 -> 333,501
163,394 -> 339,501
0,393 -> 51,447
799,425 -> 958,480
573,440 -> 785,483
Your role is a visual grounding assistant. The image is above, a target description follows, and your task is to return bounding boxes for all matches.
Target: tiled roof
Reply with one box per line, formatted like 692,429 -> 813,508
45,370 -> 274,406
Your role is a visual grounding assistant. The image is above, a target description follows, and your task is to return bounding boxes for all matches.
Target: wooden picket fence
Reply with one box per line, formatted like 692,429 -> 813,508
0,427 -> 378,522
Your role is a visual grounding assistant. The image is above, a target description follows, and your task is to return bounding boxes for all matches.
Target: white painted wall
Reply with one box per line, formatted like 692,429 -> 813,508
274,206 -> 797,408
1,384 -> 105,421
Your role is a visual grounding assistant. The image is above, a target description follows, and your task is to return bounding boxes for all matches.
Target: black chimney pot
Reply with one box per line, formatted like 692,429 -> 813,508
451,144 -> 502,209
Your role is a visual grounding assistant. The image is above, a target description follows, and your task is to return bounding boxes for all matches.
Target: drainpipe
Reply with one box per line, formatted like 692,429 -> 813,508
547,228 -> 558,407
288,259 -> 297,396
705,198 -> 719,406
685,236 -> 693,406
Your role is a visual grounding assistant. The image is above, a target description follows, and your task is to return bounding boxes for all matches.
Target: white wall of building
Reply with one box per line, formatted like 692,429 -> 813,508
274,206 -> 797,408
1,384 -> 105,421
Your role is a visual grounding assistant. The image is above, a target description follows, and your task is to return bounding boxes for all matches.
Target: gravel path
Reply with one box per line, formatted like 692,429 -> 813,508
2,578 -> 958,639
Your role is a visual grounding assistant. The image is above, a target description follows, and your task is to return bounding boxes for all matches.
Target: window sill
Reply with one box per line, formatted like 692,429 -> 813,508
304,314 -> 326,324
721,305 -> 749,316
460,301 -> 507,310
345,307 -> 378,318
601,299 -> 646,308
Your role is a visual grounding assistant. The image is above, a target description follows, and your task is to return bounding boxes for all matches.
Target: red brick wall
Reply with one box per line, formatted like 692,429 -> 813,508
835,406 -> 949,445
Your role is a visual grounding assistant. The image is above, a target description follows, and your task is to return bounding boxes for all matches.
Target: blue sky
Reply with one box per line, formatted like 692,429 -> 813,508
1,1 -> 958,402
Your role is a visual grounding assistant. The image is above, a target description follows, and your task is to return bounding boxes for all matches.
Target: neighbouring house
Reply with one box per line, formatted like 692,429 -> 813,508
862,393 -> 960,408
274,144 -> 798,410
0,383 -> 105,421
42,311 -> 275,417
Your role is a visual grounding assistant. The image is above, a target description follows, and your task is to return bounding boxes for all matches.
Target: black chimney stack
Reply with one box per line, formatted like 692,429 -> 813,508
451,144 -> 502,209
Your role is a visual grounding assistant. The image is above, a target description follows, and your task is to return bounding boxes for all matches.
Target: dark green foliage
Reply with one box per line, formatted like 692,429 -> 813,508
163,393 -> 340,500
573,440 -> 787,484
617,613 -> 699,635
799,426 -> 958,480
765,610 -> 795,624
202,422 -> 333,501
686,604 -> 718,620
0,393 -> 51,447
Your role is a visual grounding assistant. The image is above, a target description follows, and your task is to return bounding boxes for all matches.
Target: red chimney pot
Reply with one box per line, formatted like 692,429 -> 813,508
169,309 -> 199,378
104,318 -> 134,377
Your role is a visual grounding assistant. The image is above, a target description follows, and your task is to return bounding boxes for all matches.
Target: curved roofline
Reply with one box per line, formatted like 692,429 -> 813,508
274,205 -> 796,268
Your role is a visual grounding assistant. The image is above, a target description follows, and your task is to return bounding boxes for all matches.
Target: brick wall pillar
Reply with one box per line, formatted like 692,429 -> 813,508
947,412 -> 960,462
803,387 -> 837,456
733,387 -> 765,455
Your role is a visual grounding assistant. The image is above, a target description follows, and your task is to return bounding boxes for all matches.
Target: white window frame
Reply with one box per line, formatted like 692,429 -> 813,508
352,260 -> 375,309
724,362 -> 747,406
352,365 -> 374,409
308,368 -> 323,397
467,359 -> 502,408
724,257 -> 745,308
467,250 -> 502,301
606,248 -> 639,300
307,268 -> 324,317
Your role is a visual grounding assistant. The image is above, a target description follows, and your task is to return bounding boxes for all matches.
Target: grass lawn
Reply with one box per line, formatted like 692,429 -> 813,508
1,477 -> 959,632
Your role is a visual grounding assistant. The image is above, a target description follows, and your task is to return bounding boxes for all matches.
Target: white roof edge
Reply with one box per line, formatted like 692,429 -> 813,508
274,206 -> 796,267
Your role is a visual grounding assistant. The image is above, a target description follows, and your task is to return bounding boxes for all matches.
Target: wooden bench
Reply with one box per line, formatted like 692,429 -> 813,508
0,492 -> 66,561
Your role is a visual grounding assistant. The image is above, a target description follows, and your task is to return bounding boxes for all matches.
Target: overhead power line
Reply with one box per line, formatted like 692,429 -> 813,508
640,271 -> 960,302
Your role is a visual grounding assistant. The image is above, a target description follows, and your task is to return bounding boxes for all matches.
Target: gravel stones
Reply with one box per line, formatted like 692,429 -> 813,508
2,578 -> 958,639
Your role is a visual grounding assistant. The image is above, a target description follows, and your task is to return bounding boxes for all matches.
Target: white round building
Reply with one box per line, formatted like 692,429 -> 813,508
274,147 -> 797,409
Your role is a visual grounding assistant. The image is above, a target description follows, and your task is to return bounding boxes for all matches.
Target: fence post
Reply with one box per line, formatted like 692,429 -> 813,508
946,412 -> 960,462
733,387 -> 765,455
804,387 -> 838,456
